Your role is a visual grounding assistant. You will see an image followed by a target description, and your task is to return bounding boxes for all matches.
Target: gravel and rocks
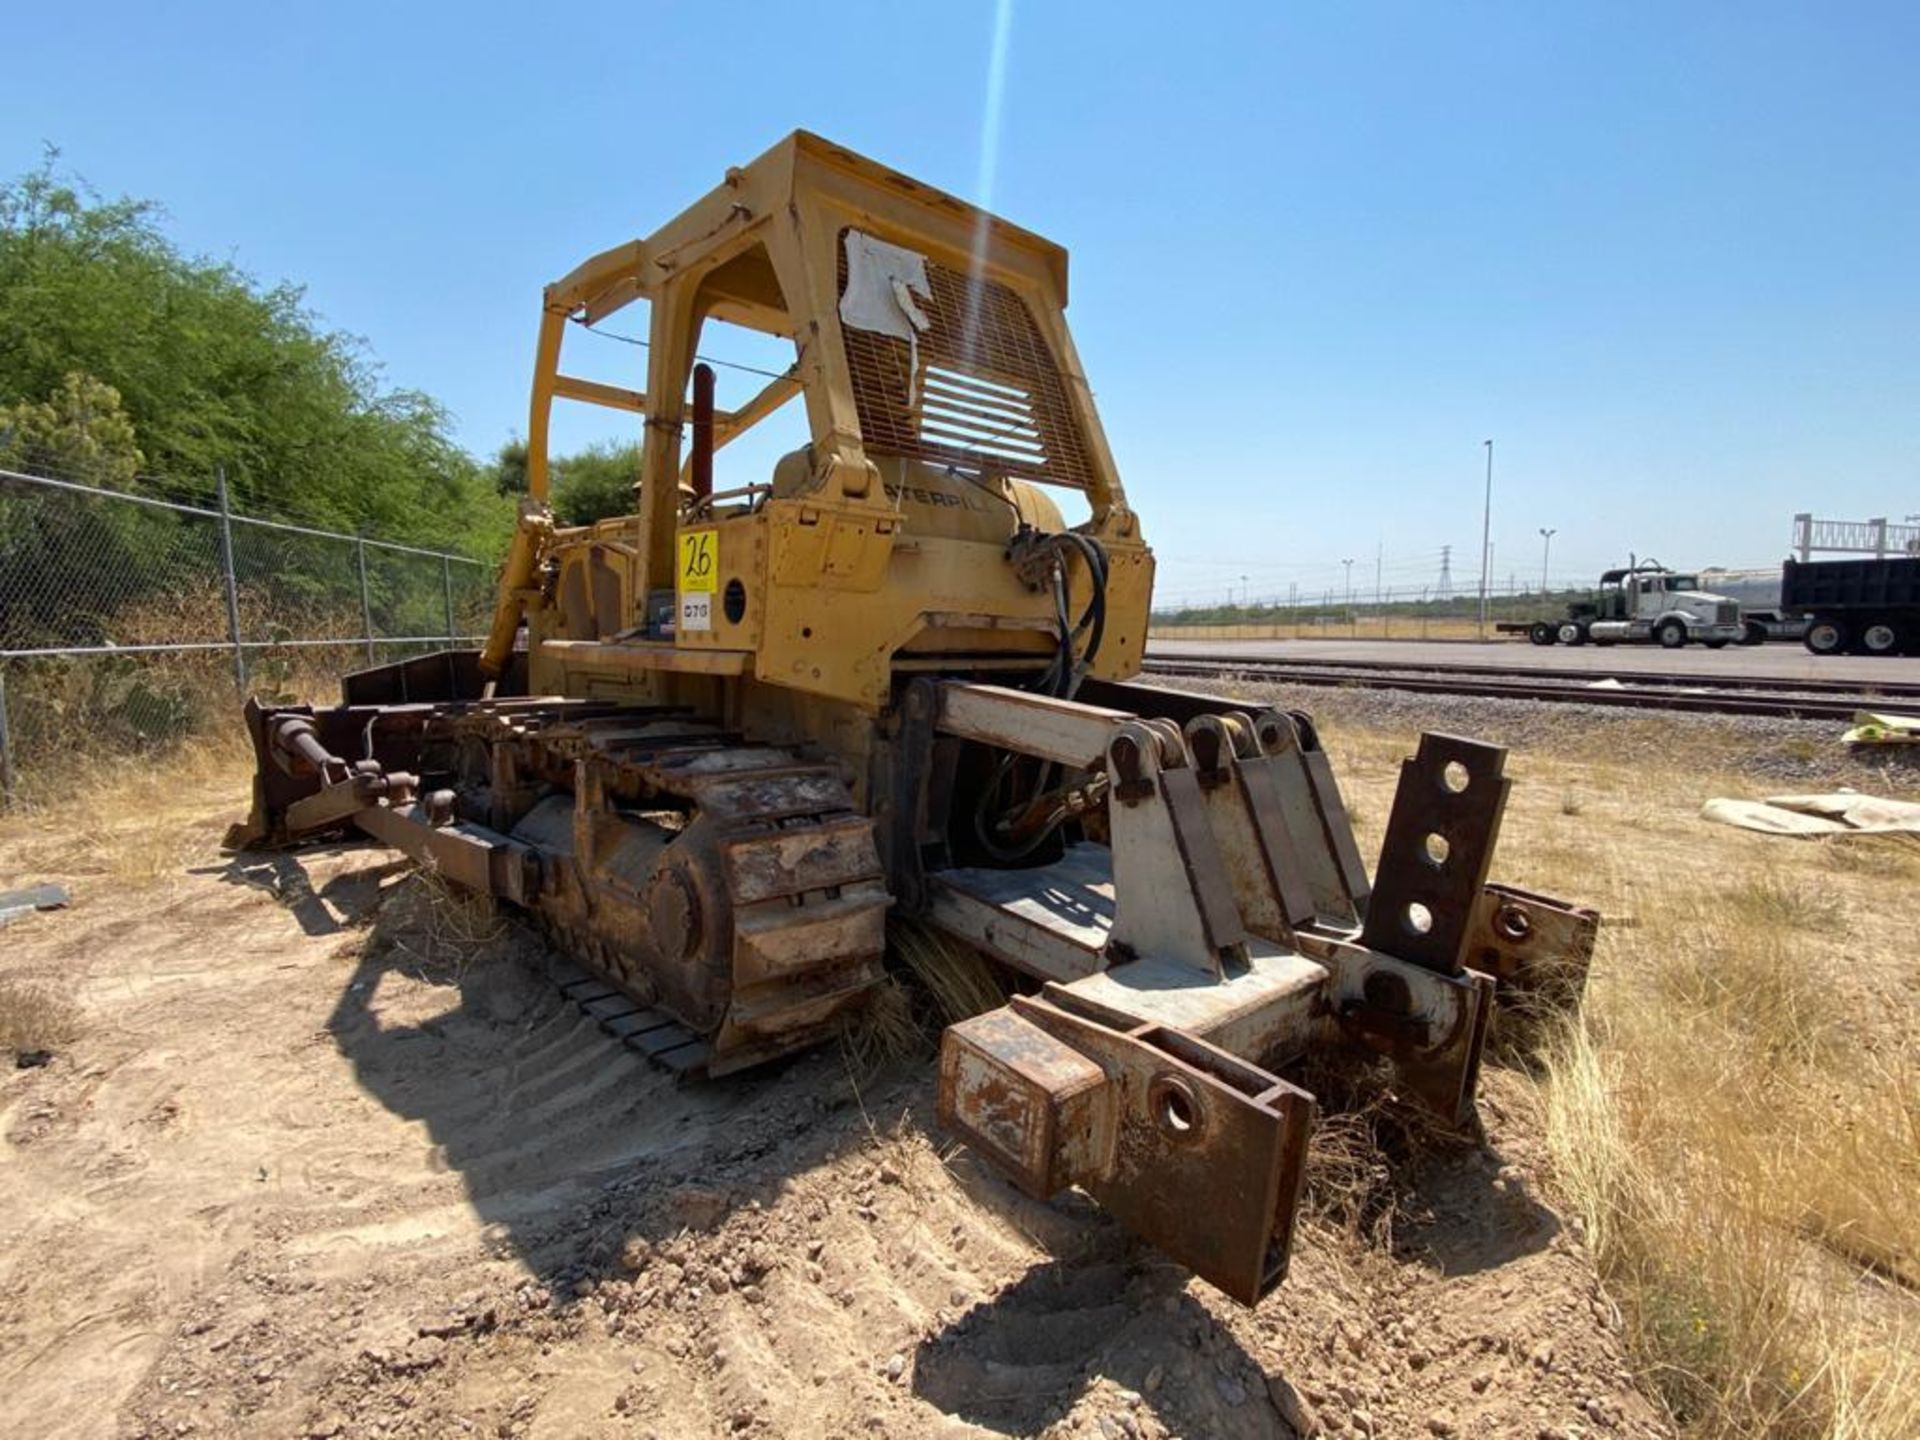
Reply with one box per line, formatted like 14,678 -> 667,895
1160,672 -> 1920,793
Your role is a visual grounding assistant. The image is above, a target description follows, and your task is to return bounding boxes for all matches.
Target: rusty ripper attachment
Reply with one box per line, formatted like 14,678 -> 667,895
930,686 -> 1597,1305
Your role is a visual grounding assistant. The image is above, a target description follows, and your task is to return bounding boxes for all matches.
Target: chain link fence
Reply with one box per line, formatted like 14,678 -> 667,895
0,466 -> 496,805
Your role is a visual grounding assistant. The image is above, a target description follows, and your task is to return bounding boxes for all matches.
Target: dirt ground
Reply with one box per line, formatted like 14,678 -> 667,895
0,749 -> 1670,1440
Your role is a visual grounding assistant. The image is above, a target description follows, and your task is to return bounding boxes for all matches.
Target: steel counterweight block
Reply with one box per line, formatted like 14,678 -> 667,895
939,985 -> 1314,1305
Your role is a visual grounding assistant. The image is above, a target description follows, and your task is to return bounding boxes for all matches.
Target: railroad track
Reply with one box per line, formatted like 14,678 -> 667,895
1140,654 -> 1920,721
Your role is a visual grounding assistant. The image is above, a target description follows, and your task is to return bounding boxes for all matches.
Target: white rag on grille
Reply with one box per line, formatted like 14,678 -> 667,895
839,230 -> 932,404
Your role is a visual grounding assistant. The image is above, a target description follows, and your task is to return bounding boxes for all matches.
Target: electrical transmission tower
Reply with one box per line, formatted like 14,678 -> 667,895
1436,545 -> 1453,599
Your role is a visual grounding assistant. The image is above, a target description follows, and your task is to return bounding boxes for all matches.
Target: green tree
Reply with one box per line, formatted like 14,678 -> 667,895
488,436 -> 639,527
0,152 -> 511,557
552,441 -> 641,526
0,372 -> 168,646
0,370 -> 142,485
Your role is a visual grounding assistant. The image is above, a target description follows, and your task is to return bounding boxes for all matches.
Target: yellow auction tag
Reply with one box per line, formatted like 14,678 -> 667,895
677,529 -> 718,593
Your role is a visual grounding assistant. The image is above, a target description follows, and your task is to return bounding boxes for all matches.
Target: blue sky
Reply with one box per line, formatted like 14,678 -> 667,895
6,2 -> 1916,607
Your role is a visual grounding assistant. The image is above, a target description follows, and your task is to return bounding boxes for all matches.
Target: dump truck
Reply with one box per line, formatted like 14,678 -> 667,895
230,132 -> 1597,1306
1505,560 -> 1745,648
1783,555 -> 1920,655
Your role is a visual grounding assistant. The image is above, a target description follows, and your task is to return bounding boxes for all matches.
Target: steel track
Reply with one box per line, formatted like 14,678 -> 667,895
1139,656 -> 1916,721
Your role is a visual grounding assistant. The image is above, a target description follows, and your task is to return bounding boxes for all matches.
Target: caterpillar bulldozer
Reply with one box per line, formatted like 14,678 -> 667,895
231,132 -> 1597,1306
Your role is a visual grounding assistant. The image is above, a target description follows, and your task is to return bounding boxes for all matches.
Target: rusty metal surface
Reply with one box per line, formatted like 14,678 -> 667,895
939,987 -> 1314,1305
340,647 -> 519,707
1321,939 -> 1496,1126
234,658 -> 1601,1313
354,803 -> 540,905
1359,732 -> 1510,974
876,677 -> 939,913
938,1006 -> 1110,1197
936,681 -> 1133,770
233,693 -> 889,1077
1232,710 -> 1364,930
1183,712 -> 1319,940
1288,711 -> 1373,921
1467,882 -> 1600,1020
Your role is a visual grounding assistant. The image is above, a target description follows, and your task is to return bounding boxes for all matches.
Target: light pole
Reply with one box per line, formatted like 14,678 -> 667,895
1538,527 -> 1556,595
1241,574 -> 1249,610
1477,440 -> 1493,637
1342,558 -> 1355,621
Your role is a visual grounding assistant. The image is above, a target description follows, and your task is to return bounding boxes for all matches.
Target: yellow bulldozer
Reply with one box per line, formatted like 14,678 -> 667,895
232,132 -> 1596,1305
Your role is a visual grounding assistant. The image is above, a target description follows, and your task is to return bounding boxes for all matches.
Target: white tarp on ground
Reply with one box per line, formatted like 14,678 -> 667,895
1703,790 -> 1920,836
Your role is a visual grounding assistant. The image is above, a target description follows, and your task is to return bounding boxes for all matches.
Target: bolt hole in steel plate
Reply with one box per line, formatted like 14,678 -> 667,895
1495,905 -> 1533,941
1149,1073 -> 1204,1140
1404,901 -> 1435,936
1423,832 -> 1450,868
1441,760 -> 1471,794
723,578 -> 747,624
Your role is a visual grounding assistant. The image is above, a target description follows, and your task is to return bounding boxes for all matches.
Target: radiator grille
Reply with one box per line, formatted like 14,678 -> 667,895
838,234 -> 1096,490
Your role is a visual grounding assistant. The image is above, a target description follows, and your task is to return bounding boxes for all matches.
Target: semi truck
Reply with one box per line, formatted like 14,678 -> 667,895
1782,555 -> 1920,656
1502,560 -> 1746,648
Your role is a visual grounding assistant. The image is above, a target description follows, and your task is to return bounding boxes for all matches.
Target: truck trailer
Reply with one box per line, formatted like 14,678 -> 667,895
1782,555 -> 1920,656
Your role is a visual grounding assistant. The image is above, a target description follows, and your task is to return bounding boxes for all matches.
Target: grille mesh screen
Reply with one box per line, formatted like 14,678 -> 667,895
838,237 -> 1095,490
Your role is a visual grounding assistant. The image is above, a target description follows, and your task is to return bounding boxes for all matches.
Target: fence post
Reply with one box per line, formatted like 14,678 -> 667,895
356,537 -> 376,666
214,466 -> 248,693
0,665 -> 14,812
442,555 -> 457,641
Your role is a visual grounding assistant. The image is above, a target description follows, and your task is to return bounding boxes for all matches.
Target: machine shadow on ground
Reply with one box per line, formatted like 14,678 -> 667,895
211,843 -> 411,936
217,841 -> 1557,1438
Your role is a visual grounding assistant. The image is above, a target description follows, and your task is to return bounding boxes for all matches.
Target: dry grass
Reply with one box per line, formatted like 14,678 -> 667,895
0,979 -> 82,1056
0,724 -> 253,888
7,657 -> 1914,1436
1302,710 -> 1920,1436
376,867 -> 511,977
1722,872 -> 1848,933
0,616 -> 369,888
889,918 -> 1007,1026
838,976 -> 925,1081
840,921 -> 1011,1080
1386,723 -> 1920,1439
1296,1059 -> 1462,1249
1,580 -> 387,815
